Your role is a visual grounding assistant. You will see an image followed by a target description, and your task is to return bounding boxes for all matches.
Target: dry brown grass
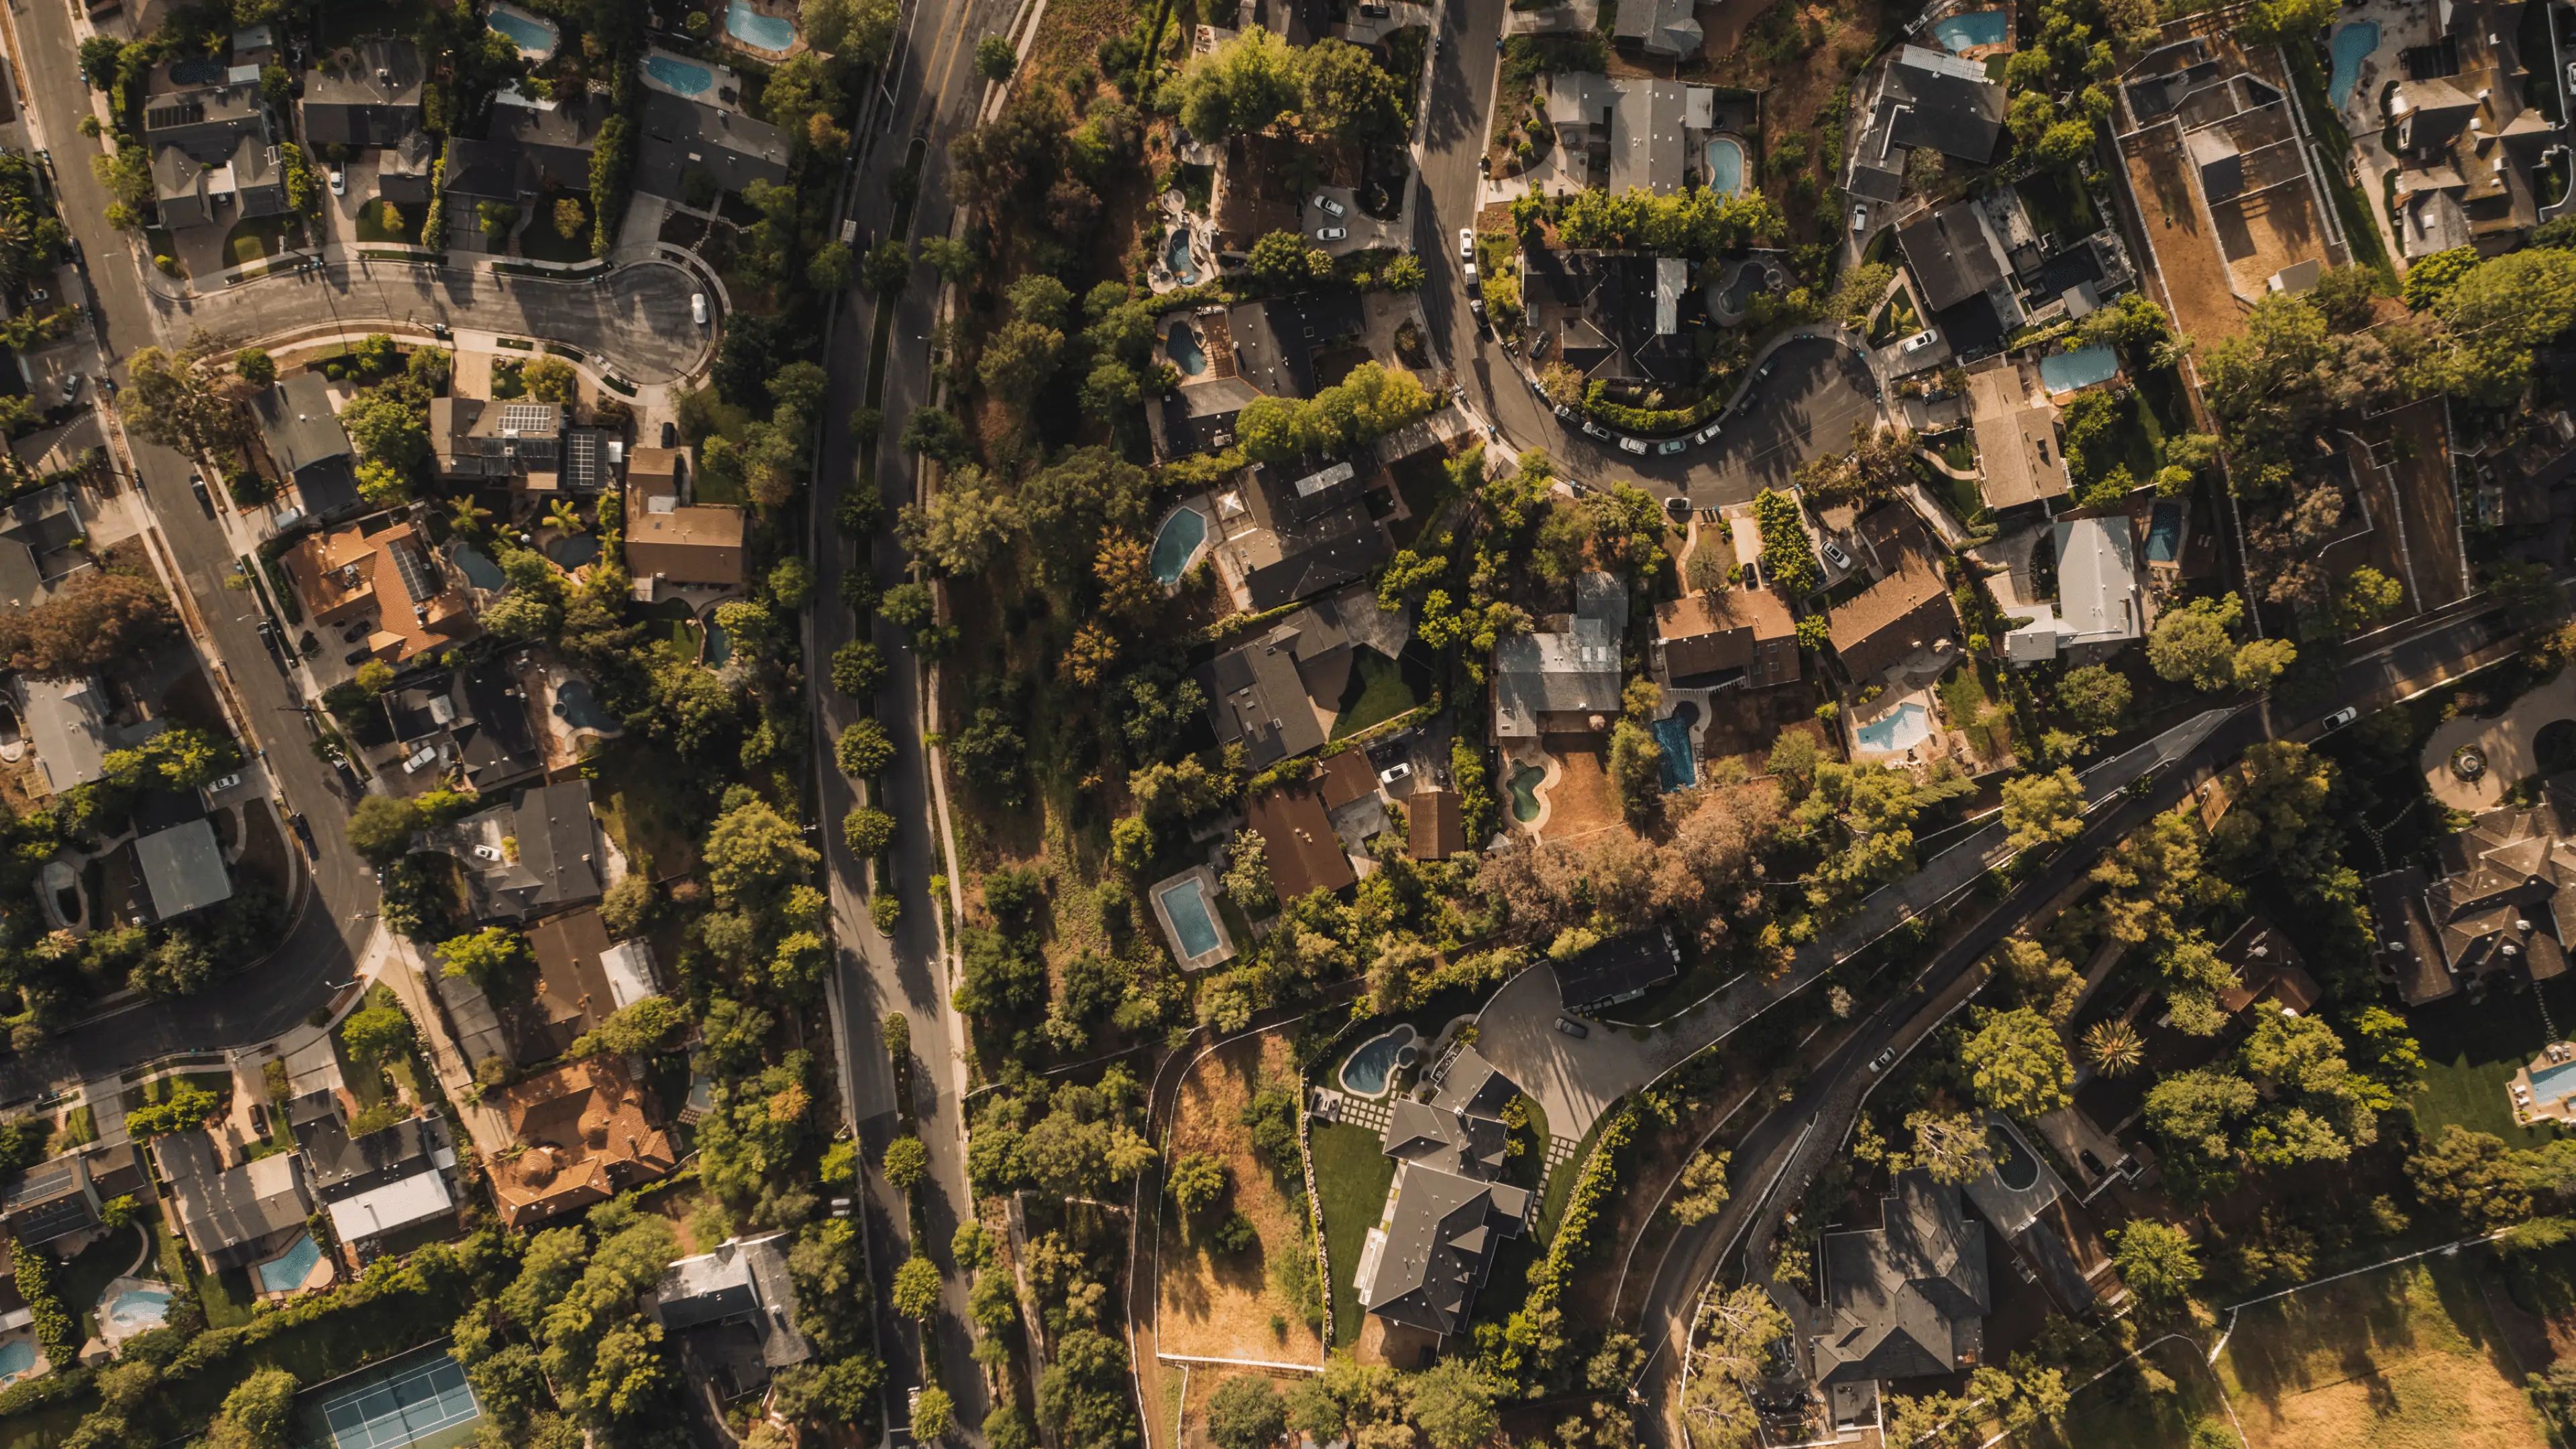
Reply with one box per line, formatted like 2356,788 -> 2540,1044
1534,739 -> 1623,843
1155,1032 -> 1328,1366
2121,123 -> 2250,349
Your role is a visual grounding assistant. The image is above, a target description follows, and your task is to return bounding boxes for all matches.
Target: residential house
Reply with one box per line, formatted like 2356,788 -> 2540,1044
1896,199 -> 2022,355
429,398 -> 564,483
648,1232 -> 814,1391
0,482 -> 81,609
251,374 -> 362,519
558,429 -> 614,492
135,818 -> 231,921
1652,586 -> 1800,690
297,1102 -> 459,1244
1355,1053 -> 1530,1339
299,39 -> 423,150
280,519 -> 479,664
470,779 -> 606,922
155,1132 -> 313,1272
490,97 -> 604,193
1196,595 -> 1362,769
15,675 -> 119,792
144,80 -> 267,165
1521,248 -> 1695,384
1965,364 -> 2070,515
1227,292 -> 1367,399
1157,375 -> 1263,456
1808,1171 -> 1990,1421
1546,74 -> 1695,194
2213,915 -> 2321,1015
1409,790 -> 1466,859
1962,1118 -> 2118,1318
2367,780 -> 2576,1006
1826,520 -> 1957,685
0,1145 -> 150,1246
153,135 -> 288,229
625,448 -> 745,590
1494,571 -> 1627,739
384,659 -> 545,794
2387,0 -> 2561,257
525,906 -> 661,1062
1211,458 -> 1392,611
1611,0 -> 1702,58
1552,927 -> 1682,1014
633,91 -> 790,202
2002,514 -> 2147,665
488,1055 -> 679,1228
1244,780 -> 1358,900
439,135 -> 525,211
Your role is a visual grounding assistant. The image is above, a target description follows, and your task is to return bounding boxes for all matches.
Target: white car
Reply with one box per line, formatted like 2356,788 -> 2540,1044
1463,261 -> 1479,286
402,745 -> 437,773
1900,328 -> 1940,353
1315,226 -> 1347,241
327,166 -> 345,197
1868,1046 -> 1898,1073
1377,761 -> 1413,787
1458,226 -> 1475,261
204,773 -> 241,796
691,292 -> 708,325
1693,418 -> 1725,445
1821,539 -> 1856,572
1313,193 -> 1346,218
2321,706 -> 2360,731
472,844 -> 503,862
1851,202 -> 1870,233
1619,435 -> 1647,455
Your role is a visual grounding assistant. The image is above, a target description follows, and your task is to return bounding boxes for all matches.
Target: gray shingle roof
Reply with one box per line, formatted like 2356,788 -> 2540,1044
633,91 -> 790,201
1815,1171 -> 1988,1385
136,818 -> 231,921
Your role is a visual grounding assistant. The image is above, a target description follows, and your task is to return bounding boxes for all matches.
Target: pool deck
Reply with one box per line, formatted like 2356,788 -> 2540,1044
486,1 -> 558,60
1146,865 -> 1236,972
2513,1042 -> 2576,1125
93,1275 -> 176,1352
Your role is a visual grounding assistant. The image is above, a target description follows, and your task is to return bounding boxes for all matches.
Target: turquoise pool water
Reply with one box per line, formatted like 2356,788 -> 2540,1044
645,55 -> 715,95
702,614 -> 732,666
453,542 -> 506,590
0,1340 -> 34,1385
2535,1059 -> 2576,1108
726,1 -> 797,51
101,1287 -> 170,1335
1163,230 -> 1201,284
486,8 -> 555,54
257,1234 -> 321,1294
1930,9 -> 2007,51
1157,877 -> 1221,958
2039,344 -> 2118,393
1654,714 -> 1696,791
1705,137 -> 1746,197
1340,1024 -> 1417,1097
2147,501 -> 2183,564
2329,22 -> 2379,108
1508,764 -> 1544,822
1165,324 -> 1208,376
1855,702 -> 1931,753
1149,506 -> 1207,584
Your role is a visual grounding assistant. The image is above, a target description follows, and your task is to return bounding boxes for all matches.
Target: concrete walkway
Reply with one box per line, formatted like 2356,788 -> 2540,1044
2419,669 -> 2576,810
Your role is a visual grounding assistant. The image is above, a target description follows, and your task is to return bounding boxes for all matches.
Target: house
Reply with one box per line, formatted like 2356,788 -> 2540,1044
250,374 -> 362,519
0,1145 -> 150,1246
525,907 -> 660,1060
1810,1171 -> 1990,1414
299,39 -> 423,149
490,97 -> 604,192
1553,927 -> 1683,1014
1226,292 -> 1366,400
1545,74 -> 1694,195
144,81 -> 268,166
2369,781 -> 2576,1006
1211,468 -> 1391,611
1873,46 -> 2006,165
155,1132 -> 313,1272
2368,864 -> 2453,1005
16,676 -> 117,792
2213,916 -> 2321,1015
488,1055 -> 679,1228
0,482 -> 82,612
1244,780 -> 1358,900
1197,598 -> 1358,768
2387,0 -> 2561,257
1409,790 -> 1466,859
633,91 -> 790,201
135,818 -> 231,921
439,135 -> 525,209
1961,1117 -> 2118,1318
648,1232 -> 813,1383
1896,201 -> 2011,315
384,659 -> 544,793
280,519 -> 479,664
429,398 -> 564,482
1826,533 -> 1957,684
297,1102 -> 458,1243
1494,572 -> 1626,739
1611,0 -> 1702,58
153,138 -> 284,230
1652,586 -> 1800,690
1521,248 -> 1696,384
1354,1059 -> 1530,1338
2003,515 -> 2146,665
472,780 -> 606,921
1966,365 -> 2069,514
558,429 -> 614,492
625,449 -> 745,590
1157,376 -> 1263,456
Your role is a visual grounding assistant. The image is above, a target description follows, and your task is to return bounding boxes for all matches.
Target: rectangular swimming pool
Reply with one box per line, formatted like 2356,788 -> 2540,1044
2534,1059 -> 2576,1108
1157,877 -> 1220,959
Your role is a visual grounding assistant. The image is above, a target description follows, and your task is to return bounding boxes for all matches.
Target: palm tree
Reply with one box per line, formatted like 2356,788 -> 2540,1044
543,500 -> 584,537
445,496 -> 492,535
2084,1019 -> 2145,1077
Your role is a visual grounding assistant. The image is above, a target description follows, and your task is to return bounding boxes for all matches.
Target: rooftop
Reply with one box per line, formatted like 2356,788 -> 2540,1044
490,1055 -> 678,1228
1244,780 -> 1357,901
1654,586 -> 1801,688
135,818 -> 232,921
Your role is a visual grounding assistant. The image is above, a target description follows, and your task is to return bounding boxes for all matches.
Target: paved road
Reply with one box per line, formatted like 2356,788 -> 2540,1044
806,0 -> 1015,1438
1627,598 -> 2518,1444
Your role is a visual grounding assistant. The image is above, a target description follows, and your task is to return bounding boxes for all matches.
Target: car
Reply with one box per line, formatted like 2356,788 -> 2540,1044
691,292 -> 708,325
327,166 -> 345,197
30,150 -> 46,170
341,620 -> 371,643
1458,226 -> 1475,262
256,620 -> 282,653
1758,362 -> 1774,380
1868,1045 -> 1898,1073
1468,294 -> 1485,319
1851,201 -> 1870,233
1581,420 -> 1614,441
1314,226 -> 1347,241
204,773 -> 240,795
1693,418 -> 1725,444
661,421 -> 678,447
22,288 -> 44,305
1900,328 -> 1941,354
287,812 -> 317,855
2322,706 -> 2360,731
1619,435 -> 1647,455
60,373 -> 80,400
429,321 -> 452,339
1553,402 -> 1577,422
1311,193 -> 1346,218
2568,59 -> 2576,90
1656,438 -> 1687,456
1463,260 -> 1479,286
344,646 -> 375,667
1478,154 -> 1491,175
1664,495 -> 1691,520
1821,539 -> 1856,572
472,843 -> 502,862
402,745 -> 437,773
189,474 -> 212,515
1378,761 -> 1413,787
1554,1017 -> 1590,1038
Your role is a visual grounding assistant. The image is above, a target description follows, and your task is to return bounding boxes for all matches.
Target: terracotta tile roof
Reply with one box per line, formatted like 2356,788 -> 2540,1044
1246,780 -> 1356,901
490,1055 -> 678,1228
279,520 -> 478,663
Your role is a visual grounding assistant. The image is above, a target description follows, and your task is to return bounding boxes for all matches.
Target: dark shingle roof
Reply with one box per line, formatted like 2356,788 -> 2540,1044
1883,46 -> 2005,164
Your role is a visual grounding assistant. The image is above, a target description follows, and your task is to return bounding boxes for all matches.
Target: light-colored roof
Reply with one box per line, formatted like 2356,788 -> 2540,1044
136,818 -> 231,920
1968,369 -> 2069,511
2049,515 -> 2143,647
600,940 -> 659,1010
624,484 -> 744,586
324,1166 -> 453,1240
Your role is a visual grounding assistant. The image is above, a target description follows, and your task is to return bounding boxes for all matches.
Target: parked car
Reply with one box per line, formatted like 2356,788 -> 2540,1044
1664,495 -> 1691,520
1868,1045 -> 1898,1073
1619,435 -> 1647,455
1851,201 -> 1870,233
1458,226 -> 1475,261
1554,1017 -> 1590,1038
1581,419 -> 1614,441
472,844 -> 503,861
343,646 -> 375,667
1553,402 -> 1578,421
1463,260 -> 1478,286
256,619 -> 282,653
60,373 -> 81,400
1693,418 -> 1725,445
189,473 -> 212,515
2321,706 -> 2360,731
1821,539 -> 1856,572
22,288 -> 45,305
691,292 -> 708,325
204,773 -> 240,796
1378,761 -> 1413,787
341,619 -> 371,643
1312,193 -> 1346,217
402,745 -> 437,773
288,813 -> 316,855
1656,438 -> 1686,455
327,166 -> 345,197
1901,328 -> 1941,354
1314,226 -> 1347,241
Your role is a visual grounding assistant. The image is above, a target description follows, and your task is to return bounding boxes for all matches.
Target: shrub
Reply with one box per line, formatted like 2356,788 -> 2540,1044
870,894 -> 902,930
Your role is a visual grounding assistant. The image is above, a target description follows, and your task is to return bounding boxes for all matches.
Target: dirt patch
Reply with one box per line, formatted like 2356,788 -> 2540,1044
1156,1032 -> 1327,1366
1692,0 -> 1895,242
2121,123 -> 2251,349
1533,737 -> 1622,843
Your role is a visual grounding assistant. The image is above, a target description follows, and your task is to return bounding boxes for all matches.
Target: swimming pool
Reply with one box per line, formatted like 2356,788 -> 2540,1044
1654,712 -> 1697,791
1157,877 -> 1221,959
2146,500 -> 2183,564
1929,9 -> 2007,52
1149,506 -> 1208,584
101,1287 -> 170,1335
1163,230 -> 1201,284
1165,323 -> 1208,376
1508,763 -> 1545,822
2328,21 -> 2379,109
1854,702 -> 1932,753
1988,1124 -> 2039,1189
486,6 -> 557,56
169,57 -> 224,86
0,1339 -> 33,1386
726,0 -> 798,51
702,614 -> 733,666
2039,344 -> 2118,394
645,54 -> 716,96
257,1234 -> 322,1294
1705,137 -> 1746,198
1340,1024 -> 1417,1097
554,678 -> 617,733
2535,1059 -> 2576,1108
452,541 -> 506,591
545,533 -> 600,570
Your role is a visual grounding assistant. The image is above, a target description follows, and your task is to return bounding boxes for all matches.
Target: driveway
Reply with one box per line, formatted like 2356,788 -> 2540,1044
2420,669 -> 2576,810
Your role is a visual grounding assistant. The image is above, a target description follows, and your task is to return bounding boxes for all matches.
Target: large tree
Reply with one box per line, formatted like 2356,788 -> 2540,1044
0,572 -> 173,678
1962,1007 -> 2075,1119
2000,766 -> 2085,853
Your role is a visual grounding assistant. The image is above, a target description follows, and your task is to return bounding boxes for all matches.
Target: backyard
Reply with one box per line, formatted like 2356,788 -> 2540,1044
2406,978 -> 2576,1149
585,735 -> 704,879
1330,653 -> 1423,740
1310,1118 -> 1395,1348
352,197 -> 425,245
1155,1032 -> 1326,1364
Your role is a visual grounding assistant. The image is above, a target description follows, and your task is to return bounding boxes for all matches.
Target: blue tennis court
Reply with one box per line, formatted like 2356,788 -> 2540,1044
311,1352 -> 481,1449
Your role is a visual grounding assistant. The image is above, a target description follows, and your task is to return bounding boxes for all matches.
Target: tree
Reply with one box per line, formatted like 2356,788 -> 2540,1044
1405,1358 -> 1499,1449
2083,1020 -> 2144,1076
2148,592 -> 2249,692
2000,767 -> 2085,853
1607,718 -> 1664,828
2145,1067 -> 2259,1161
882,1135 -> 928,1191
355,458 -> 411,508
2334,565 -> 2406,633
1246,228 -> 1329,288
896,470 -> 1018,574
339,1001 -> 415,1066
703,799 -> 818,908
0,573 -> 174,680
844,807 -> 896,857
439,927 -> 529,994
478,200 -> 519,242
521,356 -> 578,405
977,319 -> 1065,400
235,348 -> 276,387
1962,1007 -> 2075,1118
837,719 -> 896,777
347,796 -> 426,863
553,196 -> 586,241
1168,1150 -> 1226,1216
206,1369 -> 299,1449
124,1082 -> 219,1138
892,1253 -> 941,1320
2407,1124 -> 2534,1228
1908,1110 -> 1994,1185
1177,27 -> 1303,138
975,34 -> 1017,81
900,406 -> 970,464
1670,1149 -> 1731,1225
1299,38 -> 1404,144
919,234 -> 978,284
910,1386 -> 955,1443
2059,664 -> 2130,735
1207,1375 -> 1286,1449
570,997 -> 686,1058
2112,1219 -> 2202,1309
339,388 -> 431,469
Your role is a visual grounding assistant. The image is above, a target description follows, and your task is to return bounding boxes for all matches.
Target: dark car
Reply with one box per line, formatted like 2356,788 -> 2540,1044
287,813 -> 317,855
256,620 -> 282,653
342,646 -> 374,667
189,474 -> 213,516
661,421 -> 678,448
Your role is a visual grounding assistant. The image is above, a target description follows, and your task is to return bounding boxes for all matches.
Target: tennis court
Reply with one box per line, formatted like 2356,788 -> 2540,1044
299,1344 -> 482,1449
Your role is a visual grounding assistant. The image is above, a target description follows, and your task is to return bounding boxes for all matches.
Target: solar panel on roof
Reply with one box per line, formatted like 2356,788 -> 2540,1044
500,403 -> 557,433
387,539 -> 439,603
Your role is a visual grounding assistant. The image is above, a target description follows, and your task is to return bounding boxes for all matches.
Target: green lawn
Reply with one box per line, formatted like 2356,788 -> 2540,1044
223,215 -> 297,267
1310,1119 -> 1396,1348
155,1212 -> 255,1328
2283,40 -> 2393,277
2407,978 -> 2576,1148
2037,1338 -> 2227,1448
353,197 -> 425,245
2015,165 -> 2097,243
585,736 -> 704,879
1330,652 -> 1421,740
